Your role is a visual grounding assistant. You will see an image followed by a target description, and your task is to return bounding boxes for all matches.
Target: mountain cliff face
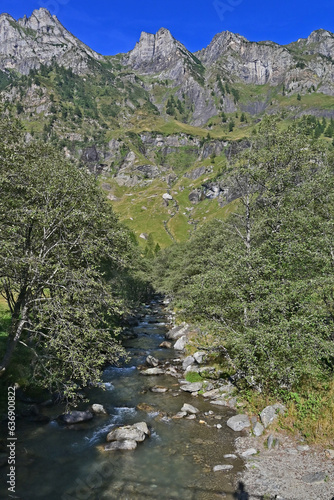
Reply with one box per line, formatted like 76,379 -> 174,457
286,30 -> 334,95
0,8 -> 333,246
0,8 -> 102,75
196,31 -> 293,85
1,8 -> 333,128
124,28 -> 202,80
0,8 -> 333,124
122,27 -> 217,126
196,29 -> 334,97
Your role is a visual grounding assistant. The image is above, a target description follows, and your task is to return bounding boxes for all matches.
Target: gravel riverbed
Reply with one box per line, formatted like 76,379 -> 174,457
234,432 -> 334,499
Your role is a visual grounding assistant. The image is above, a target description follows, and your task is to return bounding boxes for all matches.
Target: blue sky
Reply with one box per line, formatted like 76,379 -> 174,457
1,0 -> 333,55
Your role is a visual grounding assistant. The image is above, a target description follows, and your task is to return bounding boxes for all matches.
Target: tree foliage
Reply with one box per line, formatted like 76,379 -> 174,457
0,114 -> 144,402
153,118 -> 334,391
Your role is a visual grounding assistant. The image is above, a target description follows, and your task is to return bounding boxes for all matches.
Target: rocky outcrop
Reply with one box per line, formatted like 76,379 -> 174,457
260,404 -> 286,428
196,29 -> 334,96
289,29 -> 334,60
166,323 -> 191,340
226,414 -> 251,432
122,28 -> 218,125
196,31 -> 293,86
123,28 -> 204,84
58,410 -> 94,424
105,422 -> 150,451
0,9 -> 102,75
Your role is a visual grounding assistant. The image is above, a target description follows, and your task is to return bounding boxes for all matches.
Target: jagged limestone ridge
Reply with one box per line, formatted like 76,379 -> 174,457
0,8 -> 102,75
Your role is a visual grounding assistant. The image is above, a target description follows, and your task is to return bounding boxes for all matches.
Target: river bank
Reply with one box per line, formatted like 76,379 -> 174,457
0,297 -> 244,500
2,297 -> 333,499
164,312 -> 334,500
235,433 -> 334,499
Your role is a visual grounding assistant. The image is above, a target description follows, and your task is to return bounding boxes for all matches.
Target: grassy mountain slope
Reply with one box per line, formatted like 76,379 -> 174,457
0,10 -> 334,247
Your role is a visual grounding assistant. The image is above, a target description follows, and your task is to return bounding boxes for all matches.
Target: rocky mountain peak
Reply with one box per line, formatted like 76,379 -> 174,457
288,29 -> 334,60
195,30 -> 247,65
18,8 -> 58,31
124,27 -> 196,75
0,8 -> 102,75
0,12 -> 15,22
155,27 -> 173,40
305,29 -> 334,58
306,29 -> 333,43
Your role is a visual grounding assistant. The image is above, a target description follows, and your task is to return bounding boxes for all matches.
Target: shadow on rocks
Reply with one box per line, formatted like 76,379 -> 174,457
233,482 -> 249,500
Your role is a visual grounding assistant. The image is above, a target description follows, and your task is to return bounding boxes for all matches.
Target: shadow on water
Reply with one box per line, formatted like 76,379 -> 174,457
62,475 -> 280,500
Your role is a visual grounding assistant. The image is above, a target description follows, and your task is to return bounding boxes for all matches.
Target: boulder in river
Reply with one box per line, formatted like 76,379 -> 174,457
172,411 -> 187,419
186,414 -> 196,420
146,355 -> 159,367
91,404 -> 107,415
213,464 -> 234,472
165,366 -> 180,377
180,382 -> 203,393
159,341 -> 172,349
150,386 -> 168,393
136,402 -> 156,412
140,367 -> 165,376
106,422 -> 150,443
181,403 -> 199,414
58,410 -> 94,425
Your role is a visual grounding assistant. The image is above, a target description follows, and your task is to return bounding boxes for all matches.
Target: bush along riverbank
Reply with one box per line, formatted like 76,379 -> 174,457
150,119 -> 334,443
160,313 -> 334,499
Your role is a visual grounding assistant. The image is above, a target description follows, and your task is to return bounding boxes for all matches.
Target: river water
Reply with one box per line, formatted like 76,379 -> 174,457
0,298 -> 244,499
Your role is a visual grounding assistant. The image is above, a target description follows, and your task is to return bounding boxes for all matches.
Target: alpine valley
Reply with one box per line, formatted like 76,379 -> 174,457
1,7 -> 334,248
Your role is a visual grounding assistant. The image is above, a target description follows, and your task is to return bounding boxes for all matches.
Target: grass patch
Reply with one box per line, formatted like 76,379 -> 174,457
238,378 -> 334,446
278,91 -> 334,110
185,372 -> 203,383
0,298 -> 10,338
279,382 -> 334,445
0,300 -> 36,412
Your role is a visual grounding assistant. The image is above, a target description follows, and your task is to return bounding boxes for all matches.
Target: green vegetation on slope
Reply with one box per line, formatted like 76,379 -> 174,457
0,112 -> 151,405
151,118 -> 334,441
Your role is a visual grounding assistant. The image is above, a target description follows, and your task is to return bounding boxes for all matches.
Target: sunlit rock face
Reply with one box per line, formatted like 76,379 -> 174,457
0,8 -> 102,75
